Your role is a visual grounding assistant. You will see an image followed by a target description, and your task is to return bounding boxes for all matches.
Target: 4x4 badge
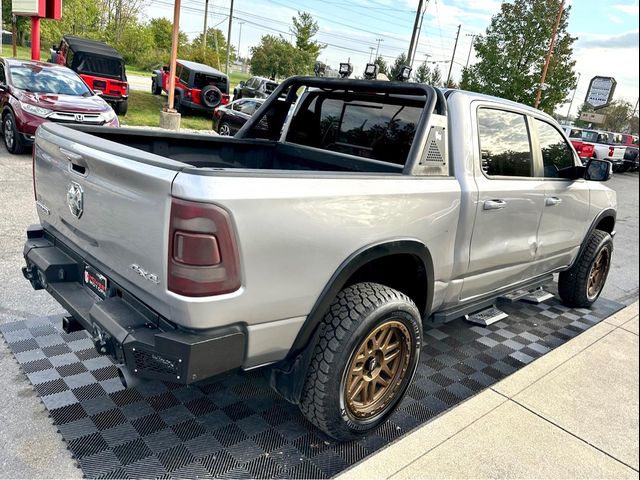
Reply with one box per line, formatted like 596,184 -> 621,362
67,182 -> 84,218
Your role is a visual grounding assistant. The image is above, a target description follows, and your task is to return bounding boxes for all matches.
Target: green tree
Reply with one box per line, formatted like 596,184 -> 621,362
459,0 -> 577,114
148,18 -> 187,52
374,56 -> 388,76
250,35 -> 308,78
189,28 -> 233,69
414,62 -> 442,86
291,12 -> 324,59
40,0 -> 102,50
113,21 -> 156,68
389,52 -> 409,80
599,100 -> 635,132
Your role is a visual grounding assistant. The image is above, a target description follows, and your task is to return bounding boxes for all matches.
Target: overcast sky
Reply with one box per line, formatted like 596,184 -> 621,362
144,0 -> 639,116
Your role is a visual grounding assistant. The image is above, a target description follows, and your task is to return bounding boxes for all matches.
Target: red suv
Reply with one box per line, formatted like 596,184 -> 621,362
0,58 -> 119,154
51,35 -> 129,115
152,59 -> 230,114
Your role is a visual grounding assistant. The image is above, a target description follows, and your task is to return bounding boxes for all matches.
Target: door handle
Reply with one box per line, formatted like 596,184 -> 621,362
60,148 -> 88,175
483,199 -> 507,210
545,197 -> 563,206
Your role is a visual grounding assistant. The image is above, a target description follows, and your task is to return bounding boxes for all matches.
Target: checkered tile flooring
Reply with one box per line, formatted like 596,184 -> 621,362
0,295 -> 622,479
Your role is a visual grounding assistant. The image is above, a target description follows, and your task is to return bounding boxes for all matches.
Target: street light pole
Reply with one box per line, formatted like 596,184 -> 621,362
202,0 -> 209,59
565,72 -> 581,122
407,0 -> 425,66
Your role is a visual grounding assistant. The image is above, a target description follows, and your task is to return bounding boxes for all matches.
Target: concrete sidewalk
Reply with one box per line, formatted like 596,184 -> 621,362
341,302 -> 639,479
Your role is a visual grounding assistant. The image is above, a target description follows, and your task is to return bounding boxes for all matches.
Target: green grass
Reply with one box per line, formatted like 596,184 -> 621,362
2,45 -> 50,61
119,90 -> 213,130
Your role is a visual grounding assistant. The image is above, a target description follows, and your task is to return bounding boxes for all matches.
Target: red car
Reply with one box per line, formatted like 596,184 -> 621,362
0,58 -> 119,154
52,36 -> 129,115
562,125 -> 595,163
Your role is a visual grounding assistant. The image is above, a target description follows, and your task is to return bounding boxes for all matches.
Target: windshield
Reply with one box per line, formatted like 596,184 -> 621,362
10,65 -> 92,96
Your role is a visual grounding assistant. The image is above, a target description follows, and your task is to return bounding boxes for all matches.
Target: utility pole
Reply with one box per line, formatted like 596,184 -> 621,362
375,38 -> 384,59
446,24 -> 461,86
407,0 -> 425,66
369,46 -> 375,63
12,14 -> 17,57
534,0 -> 565,108
202,0 -> 209,59
237,21 -> 244,60
410,0 -> 429,67
225,0 -> 234,75
565,72 -> 581,122
465,33 -> 477,68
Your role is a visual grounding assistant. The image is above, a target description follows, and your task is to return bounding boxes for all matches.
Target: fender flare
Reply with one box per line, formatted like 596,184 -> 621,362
571,208 -> 616,268
287,239 -> 434,357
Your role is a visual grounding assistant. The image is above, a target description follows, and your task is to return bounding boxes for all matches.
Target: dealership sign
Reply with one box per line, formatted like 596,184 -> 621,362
12,0 -> 61,18
584,76 -> 617,109
579,112 -> 606,124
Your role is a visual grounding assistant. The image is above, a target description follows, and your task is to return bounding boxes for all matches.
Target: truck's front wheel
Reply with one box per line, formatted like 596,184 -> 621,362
558,230 -> 613,308
299,282 -> 422,441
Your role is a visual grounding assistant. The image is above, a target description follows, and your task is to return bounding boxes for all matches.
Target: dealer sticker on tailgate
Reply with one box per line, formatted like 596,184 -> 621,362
84,264 -> 108,299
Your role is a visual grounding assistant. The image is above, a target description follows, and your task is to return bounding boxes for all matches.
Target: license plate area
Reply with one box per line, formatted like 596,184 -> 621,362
84,264 -> 109,299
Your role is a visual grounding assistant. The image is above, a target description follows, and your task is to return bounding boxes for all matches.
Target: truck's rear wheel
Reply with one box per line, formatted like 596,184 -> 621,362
299,282 -> 421,441
558,230 -> 613,308
114,99 -> 128,116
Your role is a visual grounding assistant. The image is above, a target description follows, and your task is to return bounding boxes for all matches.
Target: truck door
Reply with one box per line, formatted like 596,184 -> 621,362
460,107 -> 545,301
531,118 -> 590,274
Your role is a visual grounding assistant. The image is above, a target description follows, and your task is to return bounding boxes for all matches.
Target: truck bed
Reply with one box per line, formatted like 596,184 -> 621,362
72,125 -> 404,174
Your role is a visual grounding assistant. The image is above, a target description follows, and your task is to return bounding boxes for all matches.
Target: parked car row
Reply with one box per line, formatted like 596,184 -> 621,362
562,125 -> 638,173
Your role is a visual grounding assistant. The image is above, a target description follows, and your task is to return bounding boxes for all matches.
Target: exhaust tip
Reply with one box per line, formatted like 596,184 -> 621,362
117,366 -> 128,388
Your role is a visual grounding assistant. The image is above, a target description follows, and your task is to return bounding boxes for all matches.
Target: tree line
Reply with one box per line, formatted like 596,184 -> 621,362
3,0 -> 234,70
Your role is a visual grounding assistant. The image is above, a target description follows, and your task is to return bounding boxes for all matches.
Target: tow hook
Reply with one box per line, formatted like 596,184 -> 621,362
22,264 -> 44,290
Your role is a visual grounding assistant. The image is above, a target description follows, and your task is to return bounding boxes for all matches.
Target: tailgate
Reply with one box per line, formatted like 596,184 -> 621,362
612,147 -> 626,160
34,123 -> 183,309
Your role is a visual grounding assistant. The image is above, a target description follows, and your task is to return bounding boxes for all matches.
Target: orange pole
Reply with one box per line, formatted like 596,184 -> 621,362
534,0 -> 564,108
167,0 -> 181,111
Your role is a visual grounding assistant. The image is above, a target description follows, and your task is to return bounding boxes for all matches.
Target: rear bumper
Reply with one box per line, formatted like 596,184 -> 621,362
101,95 -> 128,103
22,225 -> 246,384
179,99 -> 216,113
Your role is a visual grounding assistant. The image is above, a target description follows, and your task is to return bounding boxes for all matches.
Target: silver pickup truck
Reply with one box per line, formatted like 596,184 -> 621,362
23,77 -> 616,440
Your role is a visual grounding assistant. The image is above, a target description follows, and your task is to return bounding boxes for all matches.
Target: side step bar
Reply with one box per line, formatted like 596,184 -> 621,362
466,306 -> 508,326
431,274 -> 553,323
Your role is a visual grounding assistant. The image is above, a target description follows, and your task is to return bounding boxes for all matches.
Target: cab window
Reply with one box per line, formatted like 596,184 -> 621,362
535,119 -> 576,178
477,108 -> 533,177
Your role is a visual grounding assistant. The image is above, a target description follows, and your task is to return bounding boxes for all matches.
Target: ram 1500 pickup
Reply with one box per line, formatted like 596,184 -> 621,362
23,77 -> 616,440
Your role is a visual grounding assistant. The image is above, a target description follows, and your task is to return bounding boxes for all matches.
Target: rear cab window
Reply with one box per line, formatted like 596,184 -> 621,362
286,92 -> 424,166
477,108 -> 533,177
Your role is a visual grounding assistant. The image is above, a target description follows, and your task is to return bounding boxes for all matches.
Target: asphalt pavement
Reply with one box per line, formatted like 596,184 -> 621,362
0,142 -> 638,477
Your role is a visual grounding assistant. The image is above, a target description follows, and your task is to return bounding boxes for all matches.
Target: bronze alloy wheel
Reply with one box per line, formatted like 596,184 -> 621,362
587,247 -> 610,299
344,320 -> 412,420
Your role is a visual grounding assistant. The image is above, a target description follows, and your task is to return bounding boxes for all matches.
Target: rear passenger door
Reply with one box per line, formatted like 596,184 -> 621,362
532,118 -> 590,274
461,107 -> 546,301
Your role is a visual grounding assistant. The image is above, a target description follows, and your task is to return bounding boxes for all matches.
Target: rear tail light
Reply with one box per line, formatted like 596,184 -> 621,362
609,146 -> 614,157
168,198 -> 241,297
222,94 -> 230,105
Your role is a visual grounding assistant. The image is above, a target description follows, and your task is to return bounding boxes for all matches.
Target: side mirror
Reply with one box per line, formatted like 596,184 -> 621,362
238,81 -> 245,87
0,84 -> 7,93
585,158 -> 612,182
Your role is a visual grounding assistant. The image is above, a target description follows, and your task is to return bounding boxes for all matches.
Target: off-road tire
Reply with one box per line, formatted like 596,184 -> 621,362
152,78 -> 162,95
114,99 -> 128,116
559,230 -> 613,308
299,282 -> 422,441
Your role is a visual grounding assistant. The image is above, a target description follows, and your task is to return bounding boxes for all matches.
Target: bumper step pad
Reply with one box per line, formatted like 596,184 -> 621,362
0,295 -> 622,479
